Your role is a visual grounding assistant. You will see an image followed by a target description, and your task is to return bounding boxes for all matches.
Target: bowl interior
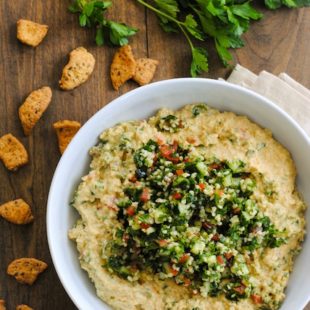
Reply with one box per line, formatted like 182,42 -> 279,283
47,78 -> 310,310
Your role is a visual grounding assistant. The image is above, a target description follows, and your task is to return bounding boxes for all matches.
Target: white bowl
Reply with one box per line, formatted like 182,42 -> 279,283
47,78 -> 310,310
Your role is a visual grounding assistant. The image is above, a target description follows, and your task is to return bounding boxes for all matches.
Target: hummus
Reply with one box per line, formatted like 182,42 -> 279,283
69,104 -> 305,310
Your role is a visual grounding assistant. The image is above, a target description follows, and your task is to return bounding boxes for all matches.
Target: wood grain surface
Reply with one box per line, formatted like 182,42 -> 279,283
0,1 -> 309,309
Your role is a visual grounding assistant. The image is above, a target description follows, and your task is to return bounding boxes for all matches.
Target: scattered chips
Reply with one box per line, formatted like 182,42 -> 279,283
110,45 -> 136,90
0,134 -> 29,171
7,258 -> 48,285
53,120 -> 81,154
0,199 -> 34,225
0,300 -> 6,310
133,58 -> 159,86
19,86 -> 52,136
16,305 -> 33,310
17,19 -> 48,47
59,47 -> 95,90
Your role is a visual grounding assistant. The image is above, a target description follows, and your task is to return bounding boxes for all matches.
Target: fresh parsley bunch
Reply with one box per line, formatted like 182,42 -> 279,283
69,0 -> 309,77
137,0 -> 263,76
137,0 -> 309,76
69,0 -> 138,46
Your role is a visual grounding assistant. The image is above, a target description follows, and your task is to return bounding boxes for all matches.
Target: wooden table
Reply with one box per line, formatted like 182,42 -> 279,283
0,1 -> 309,309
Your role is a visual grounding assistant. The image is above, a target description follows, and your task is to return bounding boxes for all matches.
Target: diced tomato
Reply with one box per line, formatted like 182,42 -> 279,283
160,141 -> 179,163
126,206 -> 135,216
107,205 -> 119,212
158,239 -> 168,247
172,140 -> 178,152
199,183 -> 205,190
216,189 -> 224,197
251,294 -> 262,304
129,175 -> 137,183
140,223 -> 150,229
184,157 -> 189,163
224,252 -> 233,260
140,188 -> 150,203
209,163 -> 221,170
183,277 -> 191,287
234,285 -> 246,295
169,265 -> 179,276
122,233 -> 129,242
211,233 -> 220,241
160,145 -> 172,157
186,137 -> 196,144
233,207 -> 241,214
176,169 -> 184,176
179,254 -> 190,264
216,255 -> 224,265
202,221 -> 213,230
172,192 -> 182,200
168,156 -> 180,163
157,137 -> 165,145
152,154 -> 158,165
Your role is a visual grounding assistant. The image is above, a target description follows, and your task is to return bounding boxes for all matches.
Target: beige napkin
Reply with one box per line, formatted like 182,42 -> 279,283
225,64 -> 310,136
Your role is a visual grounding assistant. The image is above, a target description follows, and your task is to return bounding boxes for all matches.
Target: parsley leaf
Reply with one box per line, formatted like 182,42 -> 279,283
184,14 -> 204,41
108,21 -> 138,46
265,0 -> 310,9
69,0 -> 138,46
71,0 -> 309,76
190,47 -> 209,77
215,39 -> 233,66
137,0 -> 307,76
95,27 -> 104,46
154,0 -> 179,18
137,0 -> 262,75
231,2 -> 263,20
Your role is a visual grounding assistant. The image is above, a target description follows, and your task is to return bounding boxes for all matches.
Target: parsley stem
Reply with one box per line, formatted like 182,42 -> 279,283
136,0 -> 173,22
179,24 -> 194,51
136,0 -> 188,28
136,0 -> 194,49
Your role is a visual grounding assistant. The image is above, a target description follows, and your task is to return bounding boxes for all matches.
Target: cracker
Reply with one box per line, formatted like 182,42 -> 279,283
59,47 -> 95,90
0,134 -> 29,171
53,120 -> 81,154
110,45 -> 136,90
133,58 -> 159,86
0,199 -> 34,225
7,258 -> 48,285
17,19 -> 48,47
19,86 -> 52,136
0,300 -> 6,310
16,305 -> 33,310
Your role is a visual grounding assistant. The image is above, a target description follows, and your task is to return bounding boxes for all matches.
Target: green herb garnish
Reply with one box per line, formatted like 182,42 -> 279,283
104,139 -> 286,303
136,0 -> 262,76
69,0 -> 138,46
265,0 -> 310,9
136,0 -> 308,76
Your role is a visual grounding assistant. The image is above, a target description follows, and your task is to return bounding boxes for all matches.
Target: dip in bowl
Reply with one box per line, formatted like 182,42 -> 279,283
47,78 -> 310,310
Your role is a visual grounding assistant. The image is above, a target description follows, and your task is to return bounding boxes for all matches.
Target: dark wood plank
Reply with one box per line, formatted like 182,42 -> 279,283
0,0 -> 309,309
235,6 -> 310,87
0,1 -> 146,309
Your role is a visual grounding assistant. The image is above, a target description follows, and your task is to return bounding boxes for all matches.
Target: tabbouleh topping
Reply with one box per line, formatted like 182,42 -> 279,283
104,139 -> 287,304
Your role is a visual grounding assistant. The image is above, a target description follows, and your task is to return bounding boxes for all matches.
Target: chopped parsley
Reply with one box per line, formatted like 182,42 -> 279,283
104,139 -> 286,304
157,115 -> 183,133
192,104 -> 208,117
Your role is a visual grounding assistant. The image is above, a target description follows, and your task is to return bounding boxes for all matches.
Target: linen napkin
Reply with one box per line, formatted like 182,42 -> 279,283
225,64 -> 310,136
